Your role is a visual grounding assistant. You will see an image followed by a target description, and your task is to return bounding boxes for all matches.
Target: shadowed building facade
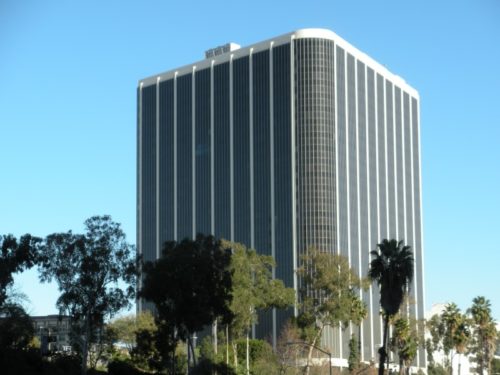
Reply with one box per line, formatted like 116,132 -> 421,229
137,29 -> 425,367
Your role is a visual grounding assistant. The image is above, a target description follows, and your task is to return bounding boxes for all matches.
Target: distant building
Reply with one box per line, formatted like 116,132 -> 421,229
137,28 -> 425,367
426,303 -> 500,373
32,315 -> 71,353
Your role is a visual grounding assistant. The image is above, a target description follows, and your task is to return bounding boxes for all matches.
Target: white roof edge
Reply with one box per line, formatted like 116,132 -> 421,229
139,28 -> 419,98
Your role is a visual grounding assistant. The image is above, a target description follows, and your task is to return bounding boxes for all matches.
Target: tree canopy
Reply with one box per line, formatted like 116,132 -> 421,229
224,240 -> 295,339
0,234 -> 40,307
140,234 -> 233,368
37,215 -> 137,375
468,296 -> 497,375
224,240 -> 295,372
297,248 -> 367,375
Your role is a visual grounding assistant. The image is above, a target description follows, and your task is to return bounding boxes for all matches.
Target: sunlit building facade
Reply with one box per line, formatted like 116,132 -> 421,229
137,29 -> 425,367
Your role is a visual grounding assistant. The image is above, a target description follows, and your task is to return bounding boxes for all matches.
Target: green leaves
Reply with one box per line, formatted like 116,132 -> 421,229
297,248 -> 367,331
36,215 -> 137,375
390,316 -> 419,369
224,240 -> 295,338
468,296 -> 497,374
141,235 -> 233,341
38,216 -> 136,322
368,239 -> 414,317
0,234 -> 41,307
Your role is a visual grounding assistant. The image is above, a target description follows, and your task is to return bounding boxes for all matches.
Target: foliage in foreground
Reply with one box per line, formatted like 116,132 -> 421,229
140,234 -> 234,368
0,234 -> 41,308
37,215 -> 137,375
297,247 -> 367,375
224,240 -> 295,370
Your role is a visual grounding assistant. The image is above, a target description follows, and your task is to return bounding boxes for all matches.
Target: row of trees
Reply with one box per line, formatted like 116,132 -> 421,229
0,216 -> 137,375
427,297 -> 499,375
139,236 -> 296,373
136,237 -> 418,375
2,216 -> 498,375
0,218 -> 419,375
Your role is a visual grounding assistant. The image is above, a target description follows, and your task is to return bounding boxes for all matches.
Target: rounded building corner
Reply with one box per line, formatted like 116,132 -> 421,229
293,28 -> 337,41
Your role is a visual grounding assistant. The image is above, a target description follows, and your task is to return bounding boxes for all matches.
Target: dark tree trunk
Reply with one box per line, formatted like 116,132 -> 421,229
379,315 -> 390,375
81,314 -> 90,375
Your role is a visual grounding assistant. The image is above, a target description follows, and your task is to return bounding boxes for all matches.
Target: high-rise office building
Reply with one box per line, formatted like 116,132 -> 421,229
137,28 -> 425,367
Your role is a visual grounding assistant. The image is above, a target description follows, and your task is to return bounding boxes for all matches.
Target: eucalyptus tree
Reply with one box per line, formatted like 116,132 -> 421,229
223,240 -> 295,374
297,248 -> 367,375
38,215 -> 137,375
368,239 -> 414,375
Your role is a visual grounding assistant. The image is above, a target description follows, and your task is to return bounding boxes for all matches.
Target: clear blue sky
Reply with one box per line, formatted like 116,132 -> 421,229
1,0 -> 499,320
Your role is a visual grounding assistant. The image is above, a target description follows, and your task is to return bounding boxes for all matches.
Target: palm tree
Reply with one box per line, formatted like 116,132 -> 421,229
391,316 -> 418,375
368,239 -> 414,375
468,296 -> 497,375
442,303 -> 470,375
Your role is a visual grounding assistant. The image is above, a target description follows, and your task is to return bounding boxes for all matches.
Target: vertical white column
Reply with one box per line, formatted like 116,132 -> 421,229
408,96 -> 418,364
156,77 -> 161,259
417,97 -> 426,367
393,84 -> 398,239
365,66 -> 375,360
173,72 -> 178,241
401,90 -> 407,250
138,81 -> 143,313
372,70 -> 385,344
405,96 -> 420,365
383,78 -> 389,239
192,67 -> 196,239
210,61 -> 215,236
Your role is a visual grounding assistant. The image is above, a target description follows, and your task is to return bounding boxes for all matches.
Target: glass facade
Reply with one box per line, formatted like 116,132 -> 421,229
195,68 -> 211,236
140,84 -> 157,263
295,38 -> 339,357
214,63 -> 231,240
272,43 -> 294,333
233,56 -> 251,246
159,80 -> 175,248
252,49 -> 273,338
138,31 -> 424,368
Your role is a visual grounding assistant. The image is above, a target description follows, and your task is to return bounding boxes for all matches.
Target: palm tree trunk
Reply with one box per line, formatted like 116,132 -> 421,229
379,315 -> 389,375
